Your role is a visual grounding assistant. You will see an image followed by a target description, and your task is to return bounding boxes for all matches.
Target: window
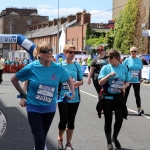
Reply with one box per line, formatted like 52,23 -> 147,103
68,39 -> 70,44
27,20 -> 32,26
72,38 -> 75,45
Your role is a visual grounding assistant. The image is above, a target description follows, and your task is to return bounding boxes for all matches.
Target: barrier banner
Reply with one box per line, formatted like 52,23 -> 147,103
141,66 -> 150,79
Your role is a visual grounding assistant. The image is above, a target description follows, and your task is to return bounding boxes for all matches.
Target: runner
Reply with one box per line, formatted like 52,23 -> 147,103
87,46 -> 108,97
57,44 -> 83,150
0,55 -> 4,84
123,46 -> 144,115
11,41 -> 75,150
97,50 -> 130,150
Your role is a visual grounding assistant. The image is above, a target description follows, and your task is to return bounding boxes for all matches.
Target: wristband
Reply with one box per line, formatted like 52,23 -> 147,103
17,92 -> 27,99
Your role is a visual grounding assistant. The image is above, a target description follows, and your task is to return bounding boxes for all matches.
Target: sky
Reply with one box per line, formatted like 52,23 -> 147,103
0,0 -> 113,23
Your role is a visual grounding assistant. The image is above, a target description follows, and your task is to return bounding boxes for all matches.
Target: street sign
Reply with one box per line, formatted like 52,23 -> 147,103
142,30 -> 150,36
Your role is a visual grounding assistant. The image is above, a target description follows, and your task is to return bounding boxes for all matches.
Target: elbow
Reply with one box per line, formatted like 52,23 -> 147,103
98,80 -> 103,86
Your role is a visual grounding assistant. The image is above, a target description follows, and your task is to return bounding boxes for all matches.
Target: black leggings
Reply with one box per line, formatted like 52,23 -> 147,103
58,102 -> 79,130
92,75 -> 102,94
27,112 -> 55,150
103,100 -> 124,139
0,69 -> 3,81
124,83 -> 141,108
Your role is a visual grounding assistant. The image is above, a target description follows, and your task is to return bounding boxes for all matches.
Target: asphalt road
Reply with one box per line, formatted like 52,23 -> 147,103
0,73 -> 150,150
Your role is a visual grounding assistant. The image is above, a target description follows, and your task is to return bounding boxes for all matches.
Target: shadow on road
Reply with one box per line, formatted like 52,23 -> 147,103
0,99 -> 56,150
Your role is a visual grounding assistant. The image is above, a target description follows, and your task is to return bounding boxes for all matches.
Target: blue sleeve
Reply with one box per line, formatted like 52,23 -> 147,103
98,65 -> 107,80
76,63 -> 83,80
16,64 -> 32,82
59,67 -> 70,82
122,59 -> 127,66
123,65 -> 131,82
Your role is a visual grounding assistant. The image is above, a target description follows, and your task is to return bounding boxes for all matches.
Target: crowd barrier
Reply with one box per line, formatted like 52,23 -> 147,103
3,64 -> 25,73
141,65 -> 150,80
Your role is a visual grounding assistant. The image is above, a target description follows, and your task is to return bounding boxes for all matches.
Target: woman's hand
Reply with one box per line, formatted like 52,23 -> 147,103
87,77 -> 91,85
74,81 -> 83,88
109,72 -> 116,77
19,98 -> 26,107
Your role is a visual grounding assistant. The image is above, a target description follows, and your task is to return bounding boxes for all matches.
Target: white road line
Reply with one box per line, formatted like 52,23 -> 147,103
80,90 -> 150,120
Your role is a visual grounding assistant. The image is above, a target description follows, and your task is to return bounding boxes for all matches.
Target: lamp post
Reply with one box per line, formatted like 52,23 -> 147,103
9,22 -> 12,53
57,0 -> 59,54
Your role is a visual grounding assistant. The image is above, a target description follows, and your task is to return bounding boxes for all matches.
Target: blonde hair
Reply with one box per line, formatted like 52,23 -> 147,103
36,41 -> 52,53
130,46 -> 138,52
63,44 -> 75,53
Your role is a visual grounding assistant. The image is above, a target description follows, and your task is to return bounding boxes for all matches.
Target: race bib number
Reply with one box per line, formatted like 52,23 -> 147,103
108,77 -> 124,94
35,84 -> 55,103
131,71 -> 139,78
62,78 -> 76,90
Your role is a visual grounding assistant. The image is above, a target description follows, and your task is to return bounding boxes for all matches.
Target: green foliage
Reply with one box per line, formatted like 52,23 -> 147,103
113,0 -> 140,54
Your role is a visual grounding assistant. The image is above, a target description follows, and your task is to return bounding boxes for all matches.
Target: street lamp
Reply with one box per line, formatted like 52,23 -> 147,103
9,22 -> 12,52
57,0 -> 59,54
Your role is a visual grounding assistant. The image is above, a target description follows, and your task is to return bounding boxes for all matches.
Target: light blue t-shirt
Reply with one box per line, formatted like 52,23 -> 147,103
98,64 -> 130,95
123,57 -> 143,83
58,62 -> 83,103
16,60 -> 70,112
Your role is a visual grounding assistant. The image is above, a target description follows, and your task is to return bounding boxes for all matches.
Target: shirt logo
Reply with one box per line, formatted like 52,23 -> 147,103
50,74 -> 57,80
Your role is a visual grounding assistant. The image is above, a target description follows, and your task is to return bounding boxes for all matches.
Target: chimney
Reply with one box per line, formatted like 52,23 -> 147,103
48,21 -> 53,27
76,12 -> 82,23
81,9 -> 91,25
53,19 -> 57,26
67,15 -> 76,23
59,17 -> 67,24
37,23 -> 42,29
33,25 -> 37,30
28,26 -> 33,31
42,22 -> 48,28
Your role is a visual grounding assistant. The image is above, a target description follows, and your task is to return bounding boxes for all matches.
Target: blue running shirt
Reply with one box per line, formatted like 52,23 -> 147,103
98,64 -> 130,95
16,60 -> 70,112
58,62 -> 83,103
123,57 -> 143,83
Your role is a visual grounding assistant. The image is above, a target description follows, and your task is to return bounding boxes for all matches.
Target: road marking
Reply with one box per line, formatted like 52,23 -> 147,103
80,90 -> 150,120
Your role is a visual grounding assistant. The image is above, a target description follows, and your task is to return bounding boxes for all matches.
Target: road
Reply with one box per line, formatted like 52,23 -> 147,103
0,73 -> 150,150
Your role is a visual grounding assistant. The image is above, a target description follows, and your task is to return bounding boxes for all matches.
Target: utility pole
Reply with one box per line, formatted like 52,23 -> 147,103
57,0 -> 59,54
9,22 -> 12,52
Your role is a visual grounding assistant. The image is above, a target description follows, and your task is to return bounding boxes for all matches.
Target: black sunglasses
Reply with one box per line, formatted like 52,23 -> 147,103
131,51 -> 137,53
68,51 -> 75,54
40,49 -> 53,54
108,56 -> 114,59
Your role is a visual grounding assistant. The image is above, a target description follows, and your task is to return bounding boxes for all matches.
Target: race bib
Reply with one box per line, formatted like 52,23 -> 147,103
108,77 -> 124,94
35,84 -> 55,103
62,78 -> 76,90
131,71 -> 139,78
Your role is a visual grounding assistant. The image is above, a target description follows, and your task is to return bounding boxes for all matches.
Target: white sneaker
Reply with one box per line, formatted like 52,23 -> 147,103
34,145 -> 47,150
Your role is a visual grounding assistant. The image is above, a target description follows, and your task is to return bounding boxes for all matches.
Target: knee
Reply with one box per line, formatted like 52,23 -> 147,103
67,119 -> 75,129
58,119 -> 68,130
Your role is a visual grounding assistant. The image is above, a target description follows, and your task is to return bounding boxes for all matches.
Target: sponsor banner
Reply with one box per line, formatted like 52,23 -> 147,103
0,109 -> 7,139
141,66 -> 150,79
0,34 -> 17,43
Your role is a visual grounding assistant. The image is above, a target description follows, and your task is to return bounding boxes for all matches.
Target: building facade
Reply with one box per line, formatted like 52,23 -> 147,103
113,0 -> 150,53
0,7 -> 49,55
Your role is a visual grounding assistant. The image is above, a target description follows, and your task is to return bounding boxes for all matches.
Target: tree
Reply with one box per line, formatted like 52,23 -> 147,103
113,0 -> 140,54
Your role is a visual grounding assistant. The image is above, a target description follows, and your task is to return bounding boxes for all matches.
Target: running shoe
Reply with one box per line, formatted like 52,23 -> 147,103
58,139 -> 63,150
107,143 -> 113,150
112,137 -> 121,149
65,142 -> 74,150
138,109 -> 144,116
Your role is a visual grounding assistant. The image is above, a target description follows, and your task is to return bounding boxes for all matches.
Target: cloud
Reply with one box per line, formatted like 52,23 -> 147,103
37,5 -> 112,23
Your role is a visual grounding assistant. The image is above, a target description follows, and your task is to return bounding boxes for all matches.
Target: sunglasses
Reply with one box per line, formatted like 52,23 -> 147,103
40,49 -> 53,54
68,51 -> 75,54
130,51 -> 137,53
108,56 -> 114,59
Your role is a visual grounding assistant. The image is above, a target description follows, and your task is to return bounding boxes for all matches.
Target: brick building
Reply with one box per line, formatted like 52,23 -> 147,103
0,7 -> 49,54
